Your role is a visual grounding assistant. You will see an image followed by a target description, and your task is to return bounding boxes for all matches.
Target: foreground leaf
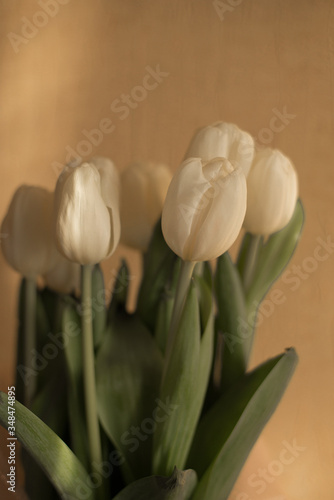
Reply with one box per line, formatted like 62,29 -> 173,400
153,278 -> 214,475
0,392 -> 93,500
189,348 -> 298,500
113,468 -> 197,500
96,312 -> 163,482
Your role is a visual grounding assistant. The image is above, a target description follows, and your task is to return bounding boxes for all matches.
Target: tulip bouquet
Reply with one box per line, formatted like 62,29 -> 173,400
0,122 -> 303,500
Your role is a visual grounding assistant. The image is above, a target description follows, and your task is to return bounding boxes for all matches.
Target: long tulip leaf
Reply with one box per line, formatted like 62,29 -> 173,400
189,348 -> 298,500
0,392 -> 93,500
96,312 -> 163,482
153,278 -> 214,475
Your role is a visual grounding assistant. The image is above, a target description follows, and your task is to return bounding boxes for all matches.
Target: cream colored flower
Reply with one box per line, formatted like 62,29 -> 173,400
185,122 -> 255,177
1,186 -> 58,278
54,157 -> 120,265
162,157 -> 247,261
120,161 -> 172,251
243,148 -> 298,235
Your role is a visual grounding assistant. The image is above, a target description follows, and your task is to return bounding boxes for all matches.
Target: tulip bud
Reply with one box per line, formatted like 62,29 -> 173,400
1,186 -> 58,278
120,161 -> 172,251
44,252 -> 81,295
243,148 -> 298,235
161,157 -> 247,262
54,157 -> 120,265
185,122 -> 255,177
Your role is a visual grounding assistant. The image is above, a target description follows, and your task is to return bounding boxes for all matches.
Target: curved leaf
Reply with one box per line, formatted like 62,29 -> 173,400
0,392 -> 93,500
153,278 -> 214,475
96,312 -> 163,482
246,200 -> 304,308
189,348 -> 298,500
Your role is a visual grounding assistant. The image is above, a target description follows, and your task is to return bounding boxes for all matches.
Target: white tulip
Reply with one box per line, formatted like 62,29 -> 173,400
54,157 -> 120,265
44,252 -> 81,295
185,122 -> 255,177
162,157 -> 247,262
243,148 -> 298,235
1,186 -> 58,278
120,161 -> 172,251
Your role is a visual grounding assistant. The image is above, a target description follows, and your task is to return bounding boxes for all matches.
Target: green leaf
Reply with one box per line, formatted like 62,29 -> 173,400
96,312 -> 163,482
235,201 -> 304,365
24,375 -> 69,500
113,468 -> 197,500
189,348 -> 298,500
236,232 -> 255,280
214,252 -> 248,391
154,291 -> 174,356
15,281 -> 58,403
137,220 -> 178,332
246,200 -> 304,308
16,283 -> 72,499
91,264 -> 107,349
154,259 -> 181,355
0,392 -> 93,500
153,278 -> 214,475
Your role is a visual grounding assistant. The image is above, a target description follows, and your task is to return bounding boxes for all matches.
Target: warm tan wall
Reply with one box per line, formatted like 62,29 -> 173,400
0,1 -> 333,498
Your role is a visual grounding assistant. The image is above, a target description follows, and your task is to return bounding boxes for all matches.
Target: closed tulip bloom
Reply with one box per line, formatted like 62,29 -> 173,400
44,252 -> 81,295
120,161 -> 172,251
162,157 -> 247,262
243,148 -> 298,235
54,157 -> 120,265
1,186 -> 58,278
185,122 -> 255,177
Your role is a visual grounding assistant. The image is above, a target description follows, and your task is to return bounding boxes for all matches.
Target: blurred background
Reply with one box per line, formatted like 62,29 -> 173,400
0,0 -> 333,498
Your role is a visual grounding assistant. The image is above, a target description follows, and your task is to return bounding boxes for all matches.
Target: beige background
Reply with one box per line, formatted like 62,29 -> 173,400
1,0 -> 334,498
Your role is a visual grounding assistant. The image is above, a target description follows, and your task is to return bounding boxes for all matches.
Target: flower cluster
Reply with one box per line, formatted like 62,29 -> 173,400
0,121 -> 302,500
2,122 -> 298,278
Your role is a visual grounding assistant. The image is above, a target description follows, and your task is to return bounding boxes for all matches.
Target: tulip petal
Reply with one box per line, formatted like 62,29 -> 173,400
244,149 -> 298,235
162,158 -> 247,262
185,122 -> 255,177
189,161 -> 247,261
55,164 -> 111,265
1,186 -> 58,278
92,157 -> 121,257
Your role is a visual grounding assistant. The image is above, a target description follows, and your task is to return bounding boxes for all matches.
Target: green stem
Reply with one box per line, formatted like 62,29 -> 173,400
81,265 -> 104,499
241,234 -> 262,293
24,278 -> 37,408
164,260 -> 196,369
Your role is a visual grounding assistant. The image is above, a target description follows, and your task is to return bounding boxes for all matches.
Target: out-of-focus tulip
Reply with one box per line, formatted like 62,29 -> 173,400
44,252 -> 81,295
54,157 -> 120,265
120,161 -> 172,251
243,148 -> 298,235
161,157 -> 247,262
1,186 -> 58,278
185,122 -> 255,177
